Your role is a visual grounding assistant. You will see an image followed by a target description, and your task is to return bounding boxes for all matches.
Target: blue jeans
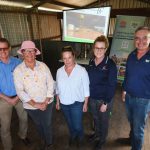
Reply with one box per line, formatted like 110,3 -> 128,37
125,93 -> 150,150
60,101 -> 84,140
89,98 -> 113,144
26,102 -> 53,145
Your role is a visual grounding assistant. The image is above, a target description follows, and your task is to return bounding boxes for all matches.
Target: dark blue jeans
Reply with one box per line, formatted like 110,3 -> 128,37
89,98 -> 113,144
125,93 -> 150,150
26,102 -> 53,145
60,101 -> 84,140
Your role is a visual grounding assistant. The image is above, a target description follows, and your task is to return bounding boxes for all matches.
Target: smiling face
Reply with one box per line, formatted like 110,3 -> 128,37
22,48 -> 36,63
0,42 -> 10,61
62,51 -> 75,68
134,29 -> 150,52
93,41 -> 107,59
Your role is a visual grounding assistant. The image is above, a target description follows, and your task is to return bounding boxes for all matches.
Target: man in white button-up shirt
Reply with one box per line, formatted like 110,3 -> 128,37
13,41 -> 54,150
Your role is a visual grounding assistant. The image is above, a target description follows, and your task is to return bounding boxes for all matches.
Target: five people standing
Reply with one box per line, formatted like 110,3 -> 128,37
1,26 -> 149,150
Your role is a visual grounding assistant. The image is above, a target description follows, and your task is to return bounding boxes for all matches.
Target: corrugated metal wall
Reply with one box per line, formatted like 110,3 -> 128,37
0,12 -> 31,55
0,7 -> 61,55
0,13 -> 61,41
31,14 -> 60,40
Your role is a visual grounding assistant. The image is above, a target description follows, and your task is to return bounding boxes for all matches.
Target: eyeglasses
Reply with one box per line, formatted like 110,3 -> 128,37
134,36 -> 150,42
94,47 -> 106,52
22,49 -> 36,54
0,47 -> 9,51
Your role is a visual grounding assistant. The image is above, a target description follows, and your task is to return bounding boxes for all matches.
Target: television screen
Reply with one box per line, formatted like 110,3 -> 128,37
63,7 -> 111,43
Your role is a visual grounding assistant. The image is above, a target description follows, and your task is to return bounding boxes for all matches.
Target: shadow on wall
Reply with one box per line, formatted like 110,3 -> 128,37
34,40 -> 82,80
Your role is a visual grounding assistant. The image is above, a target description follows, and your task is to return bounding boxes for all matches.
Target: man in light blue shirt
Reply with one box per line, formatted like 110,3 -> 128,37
0,38 -> 29,150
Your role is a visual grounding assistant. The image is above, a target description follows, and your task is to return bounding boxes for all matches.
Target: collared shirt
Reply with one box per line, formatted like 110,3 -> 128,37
13,60 -> 54,109
87,56 -> 117,103
123,49 -> 150,99
56,64 -> 90,105
0,56 -> 21,96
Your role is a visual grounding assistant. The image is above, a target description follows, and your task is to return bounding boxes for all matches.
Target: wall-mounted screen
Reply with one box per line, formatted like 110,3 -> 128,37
63,7 -> 111,43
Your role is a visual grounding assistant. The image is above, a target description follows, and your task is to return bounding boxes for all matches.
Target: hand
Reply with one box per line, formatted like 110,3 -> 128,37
44,97 -> 52,107
122,91 -> 126,102
83,102 -> 88,112
45,98 -> 50,104
7,96 -> 19,106
56,101 -> 60,110
100,104 -> 107,112
56,95 -> 60,110
34,102 -> 47,111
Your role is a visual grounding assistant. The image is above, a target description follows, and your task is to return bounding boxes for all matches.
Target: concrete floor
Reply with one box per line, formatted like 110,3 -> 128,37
0,85 -> 150,150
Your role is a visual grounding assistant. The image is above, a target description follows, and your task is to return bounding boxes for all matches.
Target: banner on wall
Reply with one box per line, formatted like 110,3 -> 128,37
109,15 -> 146,82
0,24 -> 4,38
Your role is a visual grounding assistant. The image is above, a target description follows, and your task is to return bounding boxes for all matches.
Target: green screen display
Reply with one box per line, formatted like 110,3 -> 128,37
63,7 -> 111,43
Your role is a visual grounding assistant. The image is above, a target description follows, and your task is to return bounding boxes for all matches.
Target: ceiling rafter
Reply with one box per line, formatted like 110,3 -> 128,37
84,0 -> 110,8
111,8 -> 150,17
84,0 -> 99,8
138,0 -> 150,4
38,0 -> 81,9
28,0 -> 49,12
31,1 -> 47,9
51,1 -> 81,8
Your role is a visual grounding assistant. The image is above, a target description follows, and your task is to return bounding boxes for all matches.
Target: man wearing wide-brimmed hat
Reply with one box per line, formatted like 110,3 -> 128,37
13,40 -> 54,150
0,38 -> 29,150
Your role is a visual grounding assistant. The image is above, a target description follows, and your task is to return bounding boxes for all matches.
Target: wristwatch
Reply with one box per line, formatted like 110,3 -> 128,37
103,102 -> 107,105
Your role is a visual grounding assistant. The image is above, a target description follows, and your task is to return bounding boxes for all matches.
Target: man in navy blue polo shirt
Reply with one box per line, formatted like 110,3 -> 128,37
0,38 -> 30,150
123,26 -> 150,150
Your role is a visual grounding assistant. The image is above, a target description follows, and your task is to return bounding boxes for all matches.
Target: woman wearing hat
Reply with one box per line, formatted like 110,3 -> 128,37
13,41 -> 54,150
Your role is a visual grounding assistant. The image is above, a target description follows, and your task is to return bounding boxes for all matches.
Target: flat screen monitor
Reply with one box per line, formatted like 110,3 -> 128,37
63,7 -> 111,43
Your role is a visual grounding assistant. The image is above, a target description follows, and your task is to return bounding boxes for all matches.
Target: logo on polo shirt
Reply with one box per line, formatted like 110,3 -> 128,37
145,59 -> 150,63
102,66 -> 108,70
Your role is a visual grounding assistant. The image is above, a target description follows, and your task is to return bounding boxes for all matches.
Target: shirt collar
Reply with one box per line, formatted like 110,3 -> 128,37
133,48 -> 150,56
146,49 -> 150,55
23,60 -> 39,68
91,55 -> 108,67
0,56 -> 12,64
63,63 -> 77,70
